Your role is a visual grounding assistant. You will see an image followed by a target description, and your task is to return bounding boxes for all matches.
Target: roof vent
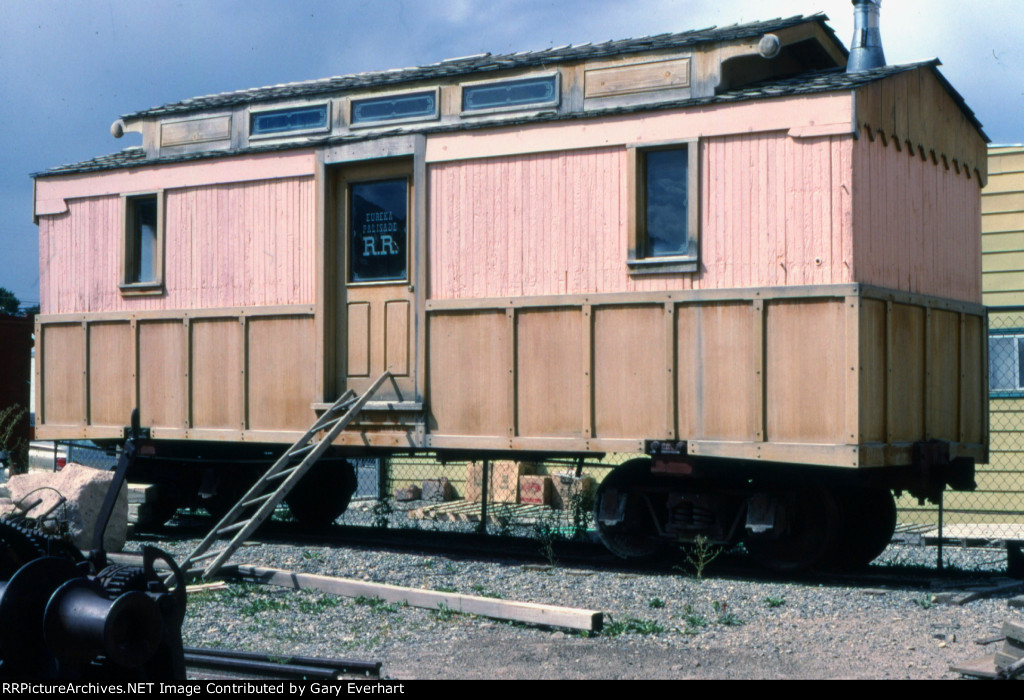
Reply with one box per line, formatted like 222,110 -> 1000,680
847,0 -> 886,73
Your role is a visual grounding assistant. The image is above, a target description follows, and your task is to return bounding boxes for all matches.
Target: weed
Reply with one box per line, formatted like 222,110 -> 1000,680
433,602 -> 457,622
301,549 -> 324,562
567,484 -> 594,540
713,602 -> 743,626
648,597 -> 666,609
680,603 -> 708,632
372,497 -> 393,528
534,520 -> 559,567
353,596 -> 404,613
717,612 -> 745,626
220,583 -> 261,600
297,594 -> 341,614
683,535 -> 723,580
603,616 -> 666,636
763,596 -> 786,608
434,585 -> 457,593
239,597 -> 290,617
470,584 -> 503,599
913,596 -> 935,610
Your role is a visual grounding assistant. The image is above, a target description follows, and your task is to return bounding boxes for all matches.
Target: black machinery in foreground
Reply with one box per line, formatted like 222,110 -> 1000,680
0,410 -> 187,680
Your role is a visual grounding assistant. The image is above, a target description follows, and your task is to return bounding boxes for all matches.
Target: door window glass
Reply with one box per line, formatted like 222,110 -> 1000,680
350,179 -> 408,282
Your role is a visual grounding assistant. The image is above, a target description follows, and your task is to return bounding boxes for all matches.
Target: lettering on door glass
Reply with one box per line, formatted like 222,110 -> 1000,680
350,179 -> 408,282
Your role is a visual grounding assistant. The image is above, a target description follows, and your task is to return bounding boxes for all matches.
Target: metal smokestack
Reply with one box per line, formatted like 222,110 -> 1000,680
847,0 -> 886,72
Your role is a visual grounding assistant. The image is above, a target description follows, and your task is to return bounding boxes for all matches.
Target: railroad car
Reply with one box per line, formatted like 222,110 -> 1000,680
32,7 -> 989,569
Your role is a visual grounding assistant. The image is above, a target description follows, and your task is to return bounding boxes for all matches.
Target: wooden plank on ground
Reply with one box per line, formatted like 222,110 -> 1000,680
233,564 -> 603,632
932,580 -> 1024,606
951,653 -> 998,680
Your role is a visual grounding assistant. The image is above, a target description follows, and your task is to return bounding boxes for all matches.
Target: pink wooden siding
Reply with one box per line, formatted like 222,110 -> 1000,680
427,132 -> 855,299
39,176 -> 316,314
851,133 -> 982,303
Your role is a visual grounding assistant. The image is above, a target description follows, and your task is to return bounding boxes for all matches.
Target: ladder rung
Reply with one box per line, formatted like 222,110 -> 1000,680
286,443 -> 317,459
241,493 -> 274,508
267,466 -> 300,481
217,520 -> 250,536
190,549 -> 227,562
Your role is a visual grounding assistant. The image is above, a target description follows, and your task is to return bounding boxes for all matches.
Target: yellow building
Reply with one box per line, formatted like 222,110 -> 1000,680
948,146 -> 1024,529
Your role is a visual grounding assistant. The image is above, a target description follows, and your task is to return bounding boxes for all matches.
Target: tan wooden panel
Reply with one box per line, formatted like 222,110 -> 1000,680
962,313 -> 985,445
926,309 -> 960,440
676,303 -> 757,441
516,308 -> 583,438
347,302 -> 370,377
427,311 -> 510,436
592,305 -> 666,439
675,305 -> 700,439
247,316 -> 316,431
385,300 -> 410,377
584,57 -> 690,98
191,319 -> 243,430
138,320 -> 186,429
765,299 -> 846,443
160,115 -> 231,147
87,322 -> 133,426
858,299 -> 887,443
888,303 -> 926,442
41,324 -> 85,426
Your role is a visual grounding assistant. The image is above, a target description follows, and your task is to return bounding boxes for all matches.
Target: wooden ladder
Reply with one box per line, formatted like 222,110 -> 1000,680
177,371 -> 392,580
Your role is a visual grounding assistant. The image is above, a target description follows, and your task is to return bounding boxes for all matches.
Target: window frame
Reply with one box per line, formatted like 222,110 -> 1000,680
626,140 -> 700,275
989,329 -> 1024,398
119,191 -> 165,296
460,72 -> 560,117
249,102 -> 332,140
349,88 -> 439,129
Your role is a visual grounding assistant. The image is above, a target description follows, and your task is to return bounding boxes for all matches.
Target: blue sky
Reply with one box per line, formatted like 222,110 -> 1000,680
2,0 -> 1021,305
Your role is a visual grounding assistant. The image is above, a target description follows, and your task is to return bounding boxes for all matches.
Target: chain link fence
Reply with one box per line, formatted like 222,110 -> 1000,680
896,307 -> 1024,542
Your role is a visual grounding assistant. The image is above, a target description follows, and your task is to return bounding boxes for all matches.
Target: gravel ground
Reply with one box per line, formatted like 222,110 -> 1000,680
138,522 -> 1024,681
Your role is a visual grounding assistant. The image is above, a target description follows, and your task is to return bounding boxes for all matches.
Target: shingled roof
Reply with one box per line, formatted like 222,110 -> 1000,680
41,59 -> 984,178
122,14 -> 840,120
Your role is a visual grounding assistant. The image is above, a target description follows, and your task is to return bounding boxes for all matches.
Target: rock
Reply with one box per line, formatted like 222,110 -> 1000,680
5,463 -> 127,552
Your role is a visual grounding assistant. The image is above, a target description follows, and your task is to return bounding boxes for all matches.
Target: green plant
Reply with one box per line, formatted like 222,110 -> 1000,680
534,520 -> 559,567
680,603 -> 708,633
710,600 -> 744,625
372,497 -> 393,528
603,616 -> 665,636
763,596 -> 786,608
434,585 -> 457,593
683,535 -> 723,580
297,594 -> 341,613
353,595 -> 403,613
239,596 -> 290,617
433,602 -> 457,621
567,483 -> 594,540
301,549 -> 324,562
913,596 -> 935,610
471,584 -> 503,599
648,597 -> 666,609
